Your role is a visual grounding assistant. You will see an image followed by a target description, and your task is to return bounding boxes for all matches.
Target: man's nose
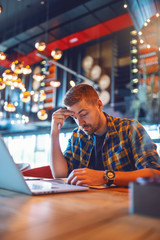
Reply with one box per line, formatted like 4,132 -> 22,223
77,117 -> 85,127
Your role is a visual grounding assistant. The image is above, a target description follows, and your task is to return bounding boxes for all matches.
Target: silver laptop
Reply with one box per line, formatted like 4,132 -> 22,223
0,137 -> 89,195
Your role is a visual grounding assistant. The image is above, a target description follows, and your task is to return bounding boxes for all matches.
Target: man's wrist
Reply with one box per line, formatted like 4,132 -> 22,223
50,129 -> 60,137
104,170 -> 116,186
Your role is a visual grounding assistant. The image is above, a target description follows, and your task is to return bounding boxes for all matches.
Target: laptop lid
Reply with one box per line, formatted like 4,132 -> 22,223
0,137 -> 31,195
0,137 -> 89,195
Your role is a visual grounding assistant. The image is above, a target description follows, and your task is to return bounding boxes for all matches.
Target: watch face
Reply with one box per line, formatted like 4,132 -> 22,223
107,171 -> 115,179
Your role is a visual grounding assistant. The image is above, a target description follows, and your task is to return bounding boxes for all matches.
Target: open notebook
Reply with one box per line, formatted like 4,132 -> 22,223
0,137 -> 89,195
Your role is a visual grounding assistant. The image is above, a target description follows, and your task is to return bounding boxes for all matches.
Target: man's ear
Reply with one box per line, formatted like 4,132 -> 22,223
97,99 -> 103,111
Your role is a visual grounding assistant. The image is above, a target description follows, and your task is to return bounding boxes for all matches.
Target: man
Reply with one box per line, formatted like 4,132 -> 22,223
50,84 -> 160,187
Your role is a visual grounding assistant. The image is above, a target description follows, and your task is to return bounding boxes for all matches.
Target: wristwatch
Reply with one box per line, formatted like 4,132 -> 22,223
104,170 -> 116,186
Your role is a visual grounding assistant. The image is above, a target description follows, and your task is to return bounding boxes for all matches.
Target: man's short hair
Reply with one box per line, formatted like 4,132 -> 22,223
63,84 -> 99,106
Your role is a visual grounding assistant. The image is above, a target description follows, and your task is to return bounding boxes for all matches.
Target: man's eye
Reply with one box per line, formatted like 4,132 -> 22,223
80,113 -> 88,118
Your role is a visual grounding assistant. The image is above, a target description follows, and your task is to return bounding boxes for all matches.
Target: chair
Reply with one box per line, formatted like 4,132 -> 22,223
22,165 -> 54,179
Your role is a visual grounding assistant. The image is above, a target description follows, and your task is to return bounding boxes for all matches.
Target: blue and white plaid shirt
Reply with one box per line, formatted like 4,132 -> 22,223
64,113 -> 160,174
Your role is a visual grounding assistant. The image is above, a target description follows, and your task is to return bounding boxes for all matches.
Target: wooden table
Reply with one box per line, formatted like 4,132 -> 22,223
0,187 -> 160,240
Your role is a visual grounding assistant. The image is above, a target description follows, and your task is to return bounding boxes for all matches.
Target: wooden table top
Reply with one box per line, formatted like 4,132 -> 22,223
0,187 -> 159,240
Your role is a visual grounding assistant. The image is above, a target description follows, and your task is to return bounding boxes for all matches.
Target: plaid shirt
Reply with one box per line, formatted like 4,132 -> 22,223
64,113 -> 160,174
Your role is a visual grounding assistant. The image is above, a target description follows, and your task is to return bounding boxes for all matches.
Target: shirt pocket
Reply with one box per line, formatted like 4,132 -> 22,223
108,147 -> 130,170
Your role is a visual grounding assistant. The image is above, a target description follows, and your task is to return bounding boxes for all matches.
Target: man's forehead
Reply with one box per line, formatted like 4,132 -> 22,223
67,106 -> 88,115
67,101 -> 91,115
67,99 -> 88,108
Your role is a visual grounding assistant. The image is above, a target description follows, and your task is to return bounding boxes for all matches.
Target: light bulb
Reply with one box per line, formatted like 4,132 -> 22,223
51,48 -> 63,60
0,52 -> 6,60
50,80 -> 61,87
35,42 -> 46,51
4,103 -> 16,112
37,109 -> 48,120
20,91 -> 31,103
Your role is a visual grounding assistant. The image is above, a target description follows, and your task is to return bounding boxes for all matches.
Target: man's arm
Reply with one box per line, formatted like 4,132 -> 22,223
50,108 -> 74,178
114,168 -> 160,186
128,120 -> 160,169
67,168 -> 160,186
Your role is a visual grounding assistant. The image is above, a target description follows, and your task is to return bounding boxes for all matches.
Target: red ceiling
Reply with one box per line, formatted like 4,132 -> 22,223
0,13 -> 133,68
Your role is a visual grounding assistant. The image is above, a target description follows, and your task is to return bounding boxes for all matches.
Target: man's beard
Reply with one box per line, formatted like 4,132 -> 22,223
79,112 -> 102,135
81,123 -> 100,135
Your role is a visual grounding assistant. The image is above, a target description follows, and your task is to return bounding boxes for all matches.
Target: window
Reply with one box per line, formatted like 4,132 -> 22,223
4,132 -> 72,168
143,124 -> 160,155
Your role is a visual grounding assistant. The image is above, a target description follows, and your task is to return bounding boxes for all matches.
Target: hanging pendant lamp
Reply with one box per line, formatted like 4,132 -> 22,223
0,52 -> 6,60
37,109 -> 48,120
35,42 -> 46,51
51,48 -> 63,60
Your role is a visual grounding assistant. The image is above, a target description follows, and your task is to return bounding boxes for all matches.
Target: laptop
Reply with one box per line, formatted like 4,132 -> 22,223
0,137 -> 89,195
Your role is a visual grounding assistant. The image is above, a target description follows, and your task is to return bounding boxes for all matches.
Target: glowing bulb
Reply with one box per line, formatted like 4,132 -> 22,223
131,58 -> 138,64
39,91 -> 46,101
0,78 -> 5,90
33,73 -> 45,81
2,70 -> 18,87
33,92 -> 39,102
0,52 -> 6,60
20,91 -> 31,103
130,30 -> 137,36
130,39 -> 137,44
132,78 -> 139,84
144,22 -> 148,27
70,80 -> 76,87
4,103 -> 16,112
0,4 -> 3,14
51,48 -> 63,60
37,109 -> 48,120
130,47 -> 138,54
50,80 -> 61,87
12,78 -> 22,88
11,60 -> 24,74
131,88 -> 138,93
35,42 -> 46,51
24,116 -> 29,123
19,83 -> 25,91
132,68 -> 138,73
14,102 -> 18,107
23,65 -> 32,74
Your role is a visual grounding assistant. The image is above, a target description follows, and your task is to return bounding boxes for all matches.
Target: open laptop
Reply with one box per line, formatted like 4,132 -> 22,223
0,137 -> 89,195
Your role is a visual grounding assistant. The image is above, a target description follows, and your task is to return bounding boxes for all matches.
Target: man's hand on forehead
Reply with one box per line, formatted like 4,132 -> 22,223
60,108 -> 75,117
51,108 -> 75,132
61,108 -> 75,117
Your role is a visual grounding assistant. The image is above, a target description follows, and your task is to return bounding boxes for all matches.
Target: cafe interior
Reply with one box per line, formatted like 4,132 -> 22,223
0,0 -> 160,239
1,0 -> 160,169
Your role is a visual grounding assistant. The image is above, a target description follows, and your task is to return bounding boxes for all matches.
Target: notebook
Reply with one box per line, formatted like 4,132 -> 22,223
0,137 -> 89,195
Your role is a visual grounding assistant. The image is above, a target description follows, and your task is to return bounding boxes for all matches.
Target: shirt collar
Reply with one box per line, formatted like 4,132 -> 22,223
103,112 -> 118,139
